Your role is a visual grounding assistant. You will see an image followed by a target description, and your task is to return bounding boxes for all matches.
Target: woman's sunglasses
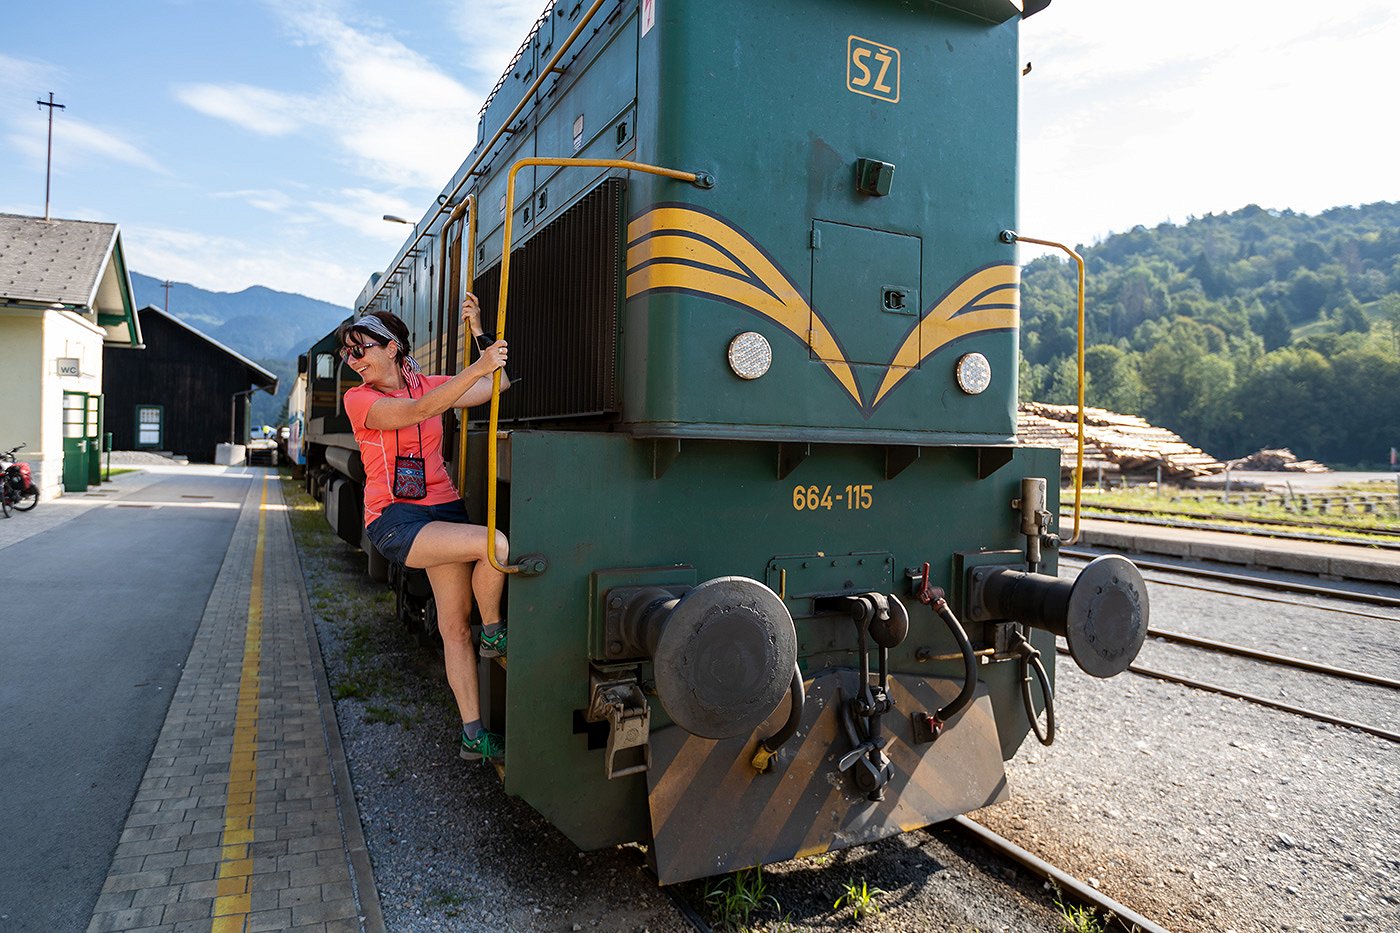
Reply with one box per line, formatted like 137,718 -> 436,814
340,340 -> 384,361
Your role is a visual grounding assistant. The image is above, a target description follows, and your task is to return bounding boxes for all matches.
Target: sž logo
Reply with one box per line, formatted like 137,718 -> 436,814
847,36 -> 900,103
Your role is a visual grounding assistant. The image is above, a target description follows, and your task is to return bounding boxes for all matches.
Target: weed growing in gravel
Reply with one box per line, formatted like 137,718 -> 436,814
704,866 -> 779,930
833,878 -> 884,921
1054,891 -> 1105,933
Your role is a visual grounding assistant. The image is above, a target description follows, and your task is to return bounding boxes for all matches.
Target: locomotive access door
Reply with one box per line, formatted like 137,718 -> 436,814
810,221 -> 922,369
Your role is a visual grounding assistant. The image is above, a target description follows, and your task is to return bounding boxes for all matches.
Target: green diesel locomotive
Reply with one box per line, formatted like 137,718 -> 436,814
299,0 -> 1148,884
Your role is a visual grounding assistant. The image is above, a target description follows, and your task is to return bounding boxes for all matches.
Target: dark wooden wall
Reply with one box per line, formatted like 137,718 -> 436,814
103,308 -> 273,462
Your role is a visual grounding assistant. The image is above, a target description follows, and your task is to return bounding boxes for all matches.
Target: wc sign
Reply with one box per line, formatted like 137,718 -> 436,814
57,356 -> 80,377
847,35 -> 900,103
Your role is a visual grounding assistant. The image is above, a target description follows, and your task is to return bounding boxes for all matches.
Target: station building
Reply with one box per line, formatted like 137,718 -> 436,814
103,305 -> 278,463
0,213 -> 141,497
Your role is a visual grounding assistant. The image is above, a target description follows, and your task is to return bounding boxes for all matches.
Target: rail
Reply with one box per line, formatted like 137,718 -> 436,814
483,157 -> 714,574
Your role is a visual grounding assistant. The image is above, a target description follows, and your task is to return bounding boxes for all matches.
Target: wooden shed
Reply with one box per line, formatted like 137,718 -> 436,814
103,305 -> 276,462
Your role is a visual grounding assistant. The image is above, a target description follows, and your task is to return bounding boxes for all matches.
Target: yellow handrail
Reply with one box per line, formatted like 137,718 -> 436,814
484,157 -> 709,573
1004,231 -> 1086,545
454,195 -> 477,493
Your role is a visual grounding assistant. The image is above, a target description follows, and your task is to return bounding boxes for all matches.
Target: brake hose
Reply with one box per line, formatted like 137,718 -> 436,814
1013,629 -> 1056,745
915,564 -> 978,736
751,665 -> 805,773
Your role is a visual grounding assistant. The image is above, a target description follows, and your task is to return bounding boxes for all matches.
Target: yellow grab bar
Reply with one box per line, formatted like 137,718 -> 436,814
1001,230 -> 1086,545
454,195 -> 477,493
485,157 -> 712,574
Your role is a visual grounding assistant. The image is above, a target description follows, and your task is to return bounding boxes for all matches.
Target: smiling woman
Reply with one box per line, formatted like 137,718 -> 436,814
337,295 -> 513,761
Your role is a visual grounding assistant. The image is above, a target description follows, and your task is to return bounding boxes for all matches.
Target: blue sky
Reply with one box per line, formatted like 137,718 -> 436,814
2,0 -> 1397,306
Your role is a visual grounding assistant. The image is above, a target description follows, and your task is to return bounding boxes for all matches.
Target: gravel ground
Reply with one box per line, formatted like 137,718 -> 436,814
975,562 -> 1400,933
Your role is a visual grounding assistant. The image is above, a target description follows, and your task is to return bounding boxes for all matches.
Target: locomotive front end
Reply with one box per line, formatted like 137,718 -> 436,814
342,0 -> 1149,885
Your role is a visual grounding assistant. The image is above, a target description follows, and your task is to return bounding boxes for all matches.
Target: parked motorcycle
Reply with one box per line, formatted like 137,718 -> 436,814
1,444 -> 39,517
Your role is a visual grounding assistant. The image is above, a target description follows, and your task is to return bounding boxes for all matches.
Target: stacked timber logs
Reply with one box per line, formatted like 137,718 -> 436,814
1228,448 -> 1329,473
1017,402 -> 1224,480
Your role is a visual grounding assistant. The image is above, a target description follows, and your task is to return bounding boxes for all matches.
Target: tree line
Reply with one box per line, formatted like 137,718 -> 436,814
1019,201 -> 1400,467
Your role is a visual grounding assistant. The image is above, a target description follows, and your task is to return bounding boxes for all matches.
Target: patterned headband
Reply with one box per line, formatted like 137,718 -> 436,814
349,315 -> 423,391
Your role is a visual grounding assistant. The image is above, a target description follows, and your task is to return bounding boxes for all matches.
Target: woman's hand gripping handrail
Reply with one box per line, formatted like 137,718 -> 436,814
999,230 -> 1086,545
485,158 -> 715,574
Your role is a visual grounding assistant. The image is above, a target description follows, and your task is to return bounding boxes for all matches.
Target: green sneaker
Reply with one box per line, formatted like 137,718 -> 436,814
479,626 -> 507,658
460,728 -> 504,762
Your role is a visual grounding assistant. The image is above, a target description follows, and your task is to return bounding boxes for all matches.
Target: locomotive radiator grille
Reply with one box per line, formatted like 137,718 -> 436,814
470,179 -> 624,422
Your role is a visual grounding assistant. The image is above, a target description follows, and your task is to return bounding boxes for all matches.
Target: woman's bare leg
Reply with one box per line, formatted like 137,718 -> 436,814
406,523 -> 509,624
424,561 -> 480,724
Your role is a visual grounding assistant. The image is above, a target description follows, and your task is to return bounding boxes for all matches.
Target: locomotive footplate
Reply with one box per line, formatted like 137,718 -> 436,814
645,669 -> 1007,884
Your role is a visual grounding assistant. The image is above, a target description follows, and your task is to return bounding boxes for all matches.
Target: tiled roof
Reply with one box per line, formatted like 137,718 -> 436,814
0,212 -> 119,307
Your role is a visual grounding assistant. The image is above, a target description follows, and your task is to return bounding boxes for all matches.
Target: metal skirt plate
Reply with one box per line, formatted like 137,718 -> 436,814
646,669 -> 1008,884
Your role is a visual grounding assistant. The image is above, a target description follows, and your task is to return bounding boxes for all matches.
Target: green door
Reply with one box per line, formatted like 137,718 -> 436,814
62,391 -> 89,492
87,394 -> 103,486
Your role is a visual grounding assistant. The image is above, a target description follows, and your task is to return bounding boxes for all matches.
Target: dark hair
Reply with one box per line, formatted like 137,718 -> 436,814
335,311 -> 409,365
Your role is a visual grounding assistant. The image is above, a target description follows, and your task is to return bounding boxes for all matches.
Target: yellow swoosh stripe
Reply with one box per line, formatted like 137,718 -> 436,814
626,207 -> 861,406
872,265 -> 1019,408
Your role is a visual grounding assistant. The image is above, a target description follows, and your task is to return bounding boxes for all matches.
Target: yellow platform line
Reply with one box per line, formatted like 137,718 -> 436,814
212,476 -> 267,932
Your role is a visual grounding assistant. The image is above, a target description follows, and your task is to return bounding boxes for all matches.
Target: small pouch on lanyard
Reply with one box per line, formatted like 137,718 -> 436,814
391,387 -> 428,500
392,453 -> 427,499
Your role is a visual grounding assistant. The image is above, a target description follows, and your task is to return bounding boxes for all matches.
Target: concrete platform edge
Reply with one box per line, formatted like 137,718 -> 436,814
1077,525 -> 1400,586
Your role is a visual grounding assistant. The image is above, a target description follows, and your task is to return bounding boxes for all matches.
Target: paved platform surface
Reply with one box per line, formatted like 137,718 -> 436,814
0,466 -> 383,933
1076,516 -> 1400,585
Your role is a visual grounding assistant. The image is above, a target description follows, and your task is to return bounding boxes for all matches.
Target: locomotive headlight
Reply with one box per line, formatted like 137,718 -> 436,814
727,331 -> 772,380
955,352 -> 992,394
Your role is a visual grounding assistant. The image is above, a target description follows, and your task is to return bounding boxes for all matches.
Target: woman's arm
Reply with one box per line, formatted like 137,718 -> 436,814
450,370 -> 510,409
364,293 -> 507,430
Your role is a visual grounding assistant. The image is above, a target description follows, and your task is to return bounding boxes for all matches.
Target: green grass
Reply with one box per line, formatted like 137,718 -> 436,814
704,866 -> 780,931
1054,891 -> 1105,933
1076,484 -> 1400,543
832,878 -> 885,922
102,467 -> 141,479
280,466 -> 452,731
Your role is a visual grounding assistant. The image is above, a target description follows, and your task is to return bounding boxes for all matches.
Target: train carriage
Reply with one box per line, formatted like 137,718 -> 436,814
298,0 -> 1149,884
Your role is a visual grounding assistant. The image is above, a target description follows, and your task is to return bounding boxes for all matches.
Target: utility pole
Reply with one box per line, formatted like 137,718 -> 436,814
36,92 -> 66,221
160,280 -> 173,313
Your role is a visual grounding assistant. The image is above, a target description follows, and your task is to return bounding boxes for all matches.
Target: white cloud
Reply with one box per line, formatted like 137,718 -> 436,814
174,83 -> 307,136
304,187 -> 422,240
6,110 -> 166,175
124,222 -> 363,306
1019,0 -> 1400,248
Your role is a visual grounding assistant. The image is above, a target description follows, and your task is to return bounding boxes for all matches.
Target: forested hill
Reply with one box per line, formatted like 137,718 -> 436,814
1020,201 -> 1400,466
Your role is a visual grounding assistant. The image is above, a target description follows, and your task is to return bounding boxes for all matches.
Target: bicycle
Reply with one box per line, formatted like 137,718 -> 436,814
1,444 -> 40,516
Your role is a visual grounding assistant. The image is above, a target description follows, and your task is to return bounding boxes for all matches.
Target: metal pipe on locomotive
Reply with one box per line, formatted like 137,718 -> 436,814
294,0 -> 1148,883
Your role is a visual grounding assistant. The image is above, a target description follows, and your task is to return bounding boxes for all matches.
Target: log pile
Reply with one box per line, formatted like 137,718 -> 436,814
1227,448 -> 1329,473
1017,402 -> 1225,479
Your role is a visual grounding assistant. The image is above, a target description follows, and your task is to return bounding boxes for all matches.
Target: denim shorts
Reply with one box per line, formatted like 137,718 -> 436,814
366,500 -> 472,566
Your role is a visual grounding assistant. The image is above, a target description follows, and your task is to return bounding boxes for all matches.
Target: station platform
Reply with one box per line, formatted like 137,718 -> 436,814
82,471 -> 384,933
1074,516 -> 1400,586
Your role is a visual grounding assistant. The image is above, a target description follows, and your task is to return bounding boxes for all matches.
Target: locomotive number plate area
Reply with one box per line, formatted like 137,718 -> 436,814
645,670 -> 1006,885
790,483 -> 874,511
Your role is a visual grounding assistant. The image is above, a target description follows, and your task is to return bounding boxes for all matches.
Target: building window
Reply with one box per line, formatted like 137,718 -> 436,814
136,405 -> 163,448
63,393 -> 86,438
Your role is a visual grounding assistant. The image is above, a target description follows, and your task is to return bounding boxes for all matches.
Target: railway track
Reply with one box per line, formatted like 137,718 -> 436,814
661,817 -> 1173,933
1060,549 -> 1400,743
1061,547 -> 1400,611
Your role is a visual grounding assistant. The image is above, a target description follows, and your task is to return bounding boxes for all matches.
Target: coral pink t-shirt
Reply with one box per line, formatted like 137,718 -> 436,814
343,375 -> 460,526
